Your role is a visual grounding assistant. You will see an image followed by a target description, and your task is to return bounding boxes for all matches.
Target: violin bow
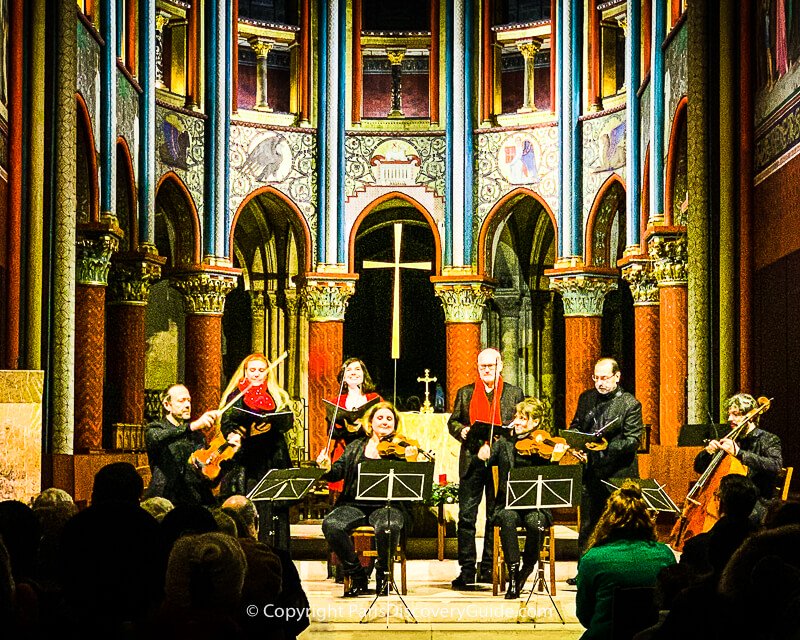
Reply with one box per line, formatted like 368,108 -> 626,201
486,355 -> 501,463
218,350 -> 289,416
323,362 -> 349,456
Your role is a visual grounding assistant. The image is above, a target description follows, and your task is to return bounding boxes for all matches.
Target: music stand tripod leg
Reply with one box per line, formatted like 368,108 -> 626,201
519,561 -> 564,624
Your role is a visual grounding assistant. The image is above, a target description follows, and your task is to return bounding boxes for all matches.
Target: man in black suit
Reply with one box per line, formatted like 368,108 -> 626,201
448,348 -> 524,589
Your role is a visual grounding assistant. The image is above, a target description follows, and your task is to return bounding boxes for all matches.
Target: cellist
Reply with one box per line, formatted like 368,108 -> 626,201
694,393 -> 782,525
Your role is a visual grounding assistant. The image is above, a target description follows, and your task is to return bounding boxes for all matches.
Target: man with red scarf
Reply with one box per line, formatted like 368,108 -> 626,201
448,348 -> 524,589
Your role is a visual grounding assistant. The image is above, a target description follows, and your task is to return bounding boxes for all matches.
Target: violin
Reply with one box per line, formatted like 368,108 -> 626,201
514,429 -> 587,464
376,433 -> 435,462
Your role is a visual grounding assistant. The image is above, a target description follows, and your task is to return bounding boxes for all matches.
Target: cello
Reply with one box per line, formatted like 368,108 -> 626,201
669,396 -> 771,551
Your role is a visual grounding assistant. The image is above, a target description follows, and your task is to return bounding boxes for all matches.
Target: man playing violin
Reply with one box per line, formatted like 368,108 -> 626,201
317,401 -> 420,597
145,384 -> 235,506
448,348 -> 524,589
570,357 -> 643,563
477,397 -> 553,599
694,393 -> 782,525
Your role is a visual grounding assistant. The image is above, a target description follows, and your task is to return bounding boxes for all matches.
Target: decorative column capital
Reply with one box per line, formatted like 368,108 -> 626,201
107,248 -> 167,305
386,47 -> 407,65
155,10 -> 171,32
283,288 -> 300,315
76,225 -> 123,285
516,37 -> 543,59
249,289 -> 266,320
171,267 -> 239,315
546,269 -> 618,317
298,273 -> 359,321
618,255 -> 659,305
431,276 -> 495,323
647,227 -> 688,286
248,36 -> 274,59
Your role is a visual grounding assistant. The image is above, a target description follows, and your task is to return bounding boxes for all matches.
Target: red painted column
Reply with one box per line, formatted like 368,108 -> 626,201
172,269 -> 239,415
301,274 -> 358,459
432,276 -> 495,411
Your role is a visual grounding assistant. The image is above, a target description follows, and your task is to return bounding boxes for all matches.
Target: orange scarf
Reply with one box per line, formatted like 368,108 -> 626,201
469,376 -> 504,425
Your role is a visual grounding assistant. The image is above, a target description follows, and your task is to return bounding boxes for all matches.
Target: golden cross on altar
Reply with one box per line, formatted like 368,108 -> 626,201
416,368 -> 437,413
363,223 -> 432,359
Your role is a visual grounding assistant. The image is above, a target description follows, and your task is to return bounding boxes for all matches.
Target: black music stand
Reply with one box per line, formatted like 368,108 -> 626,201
602,478 -> 681,514
355,460 -> 434,625
506,465 -> 583,624
247,468 -> 325,545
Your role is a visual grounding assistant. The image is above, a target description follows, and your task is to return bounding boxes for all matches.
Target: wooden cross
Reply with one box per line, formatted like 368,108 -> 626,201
363,223 -> 432,359
416,368 -> 437,413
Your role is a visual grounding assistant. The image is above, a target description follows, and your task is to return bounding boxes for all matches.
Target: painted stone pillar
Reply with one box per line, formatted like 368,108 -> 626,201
284,289 -> 301,398
431,276 -> 495,411
155,10 -> 170,89
387,48 -> 406,118
494,293 -> 522,388
547,270 -> 617,424
249,37 -> 274,111
300,273 -> 358,459
620,256 -> 660,443
106,249 -> 165,432
74,229 -> 121,451
171,269 -> 238,415
267,291 -> 285,387
648,230 -> 688,446
517,38 -> 542,113
250,289 -> 266,353
533,289 -> 557,431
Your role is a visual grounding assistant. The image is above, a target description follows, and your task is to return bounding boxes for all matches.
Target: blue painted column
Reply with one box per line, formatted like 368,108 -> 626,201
444,0 -> 453,264
560,0 -> 582,258
316,3 -> 328,264
101,0 -> 117,219
138,0 -> 156,243
224,0 -> 233,253
321,0 -> 341,264
337,0 -> 347,262
625,0 -> 641,247
650,0 -> 666,221
204,0 -> 227,257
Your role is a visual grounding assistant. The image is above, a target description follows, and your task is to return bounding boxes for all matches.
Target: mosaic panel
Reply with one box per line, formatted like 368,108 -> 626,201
117,72 -> 139,179
581,109 -> 627,220
664,23 -> 688,145
76,22 -> 100,148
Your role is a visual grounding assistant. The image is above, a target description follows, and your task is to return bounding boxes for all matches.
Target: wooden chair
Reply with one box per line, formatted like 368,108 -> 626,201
342,525 -> 408,595
778,466 -> 794,501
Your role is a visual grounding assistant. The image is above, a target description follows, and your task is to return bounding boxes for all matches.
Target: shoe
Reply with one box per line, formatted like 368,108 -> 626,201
375,571 -> 390,596
476,568 -> 493,584
505,563 -> 520,599
451,574 -> 476,591
343,569 -> 370,597
517,562 -> 535,591
566,575 -> 578,586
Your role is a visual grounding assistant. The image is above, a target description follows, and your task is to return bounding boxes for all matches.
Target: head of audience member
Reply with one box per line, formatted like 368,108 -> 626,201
140,496 -> 174,522
210,507 -> 239,537
32,487 -> 75,510
477,348 -> 503,389
221,495 -> 259,539
362,401 -> 400,439
592,357 -> 621,395
91,461 -> 144,505
160,505 -> 219,553
338,357 -> 376,393
765,500 -> 800,529
511,397 -> 546,438
164,532 -> 247,613
586,481 -> 656,551
0,501 -> 41,582
718,474 -> 758,520
161,383 -> 193,425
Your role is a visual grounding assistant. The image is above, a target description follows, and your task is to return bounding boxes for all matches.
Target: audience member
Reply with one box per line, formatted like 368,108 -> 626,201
140,496 -> 175,522
91,461 -> 145,505
764,499 -> 800,529
32,487 -> 75,510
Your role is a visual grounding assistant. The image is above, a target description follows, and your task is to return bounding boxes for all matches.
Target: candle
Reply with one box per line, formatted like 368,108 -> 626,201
438,473 -> 447,486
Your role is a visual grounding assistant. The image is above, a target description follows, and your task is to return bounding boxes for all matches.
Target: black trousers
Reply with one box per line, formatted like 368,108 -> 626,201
579,477 -> 613,553
322,503 -> 409,576
495,508 -> 549,566
457,456 -> 496,578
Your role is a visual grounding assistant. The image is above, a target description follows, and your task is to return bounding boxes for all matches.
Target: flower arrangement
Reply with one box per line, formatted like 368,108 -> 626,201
426,481 -> 459,506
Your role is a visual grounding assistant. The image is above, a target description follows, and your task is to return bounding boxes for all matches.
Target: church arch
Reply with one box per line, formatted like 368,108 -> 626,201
75,94 -> 99,224
585,173 -> 626,268
116,137 -> 137,250
348,191 -> 442,275
154,171 -> 202,269
665,96 -> 688,225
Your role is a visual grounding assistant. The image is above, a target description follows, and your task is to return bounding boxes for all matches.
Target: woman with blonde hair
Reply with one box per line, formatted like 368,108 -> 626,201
576,482 -> 675,639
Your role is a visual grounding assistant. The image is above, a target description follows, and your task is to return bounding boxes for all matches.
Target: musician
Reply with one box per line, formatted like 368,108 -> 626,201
316,401 -> 419,597
477,397 -> 553,599
220,352 -> 293,550
326,358 -> 382,492
448,348 -> 524,589
570,357 -> 643,559
144,384 -> 229,506
694,393 -> 782,525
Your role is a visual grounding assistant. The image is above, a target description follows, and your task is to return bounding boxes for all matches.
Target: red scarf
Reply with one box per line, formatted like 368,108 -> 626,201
238,379 -> 276,411
469,376 -> 504,425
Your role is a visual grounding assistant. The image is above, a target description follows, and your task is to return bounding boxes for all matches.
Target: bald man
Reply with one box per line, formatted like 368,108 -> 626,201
448,348 -> 524,589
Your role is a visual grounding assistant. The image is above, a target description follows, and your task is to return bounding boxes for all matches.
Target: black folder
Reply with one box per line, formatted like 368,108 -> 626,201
323,397 -> 380,426
464,420 -> 509,454
229,407 -> 295,436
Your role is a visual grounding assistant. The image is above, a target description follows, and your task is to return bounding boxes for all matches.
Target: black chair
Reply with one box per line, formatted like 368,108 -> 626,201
611,586 -> 658,640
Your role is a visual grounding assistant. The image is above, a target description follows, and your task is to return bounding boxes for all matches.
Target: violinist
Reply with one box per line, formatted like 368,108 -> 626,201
326,358 -> 382,492
316,401 -> 419,597
448,348 -> 524,590
694,393 -> 782,525
477,397 -> 553,599
220,352 -> 293,550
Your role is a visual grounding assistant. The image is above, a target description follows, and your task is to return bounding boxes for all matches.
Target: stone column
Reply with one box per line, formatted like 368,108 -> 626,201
620,256 -> 660,442
648,230 -> 688,446
171,269 -> 238,414
106,249 -> 165,430
494,293 -> 522,388
431,277 -> 495,411
250,288 -> 266,353
267,291 -> 285,387
155,10 -> 170,89
300,274 -> 358,458
517,38 -> 542,113
249,37 -> 274,111
387,48 -> 406,118
547,270 -> 617,424
284,289 -> 301,398
74,229 -> 121,452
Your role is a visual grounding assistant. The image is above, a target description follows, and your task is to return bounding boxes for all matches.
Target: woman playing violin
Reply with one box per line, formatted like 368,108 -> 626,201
220,352 -> 293,549
316,401 -> 419,598
477,397 -> 553,599
693,393 -> 782,525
